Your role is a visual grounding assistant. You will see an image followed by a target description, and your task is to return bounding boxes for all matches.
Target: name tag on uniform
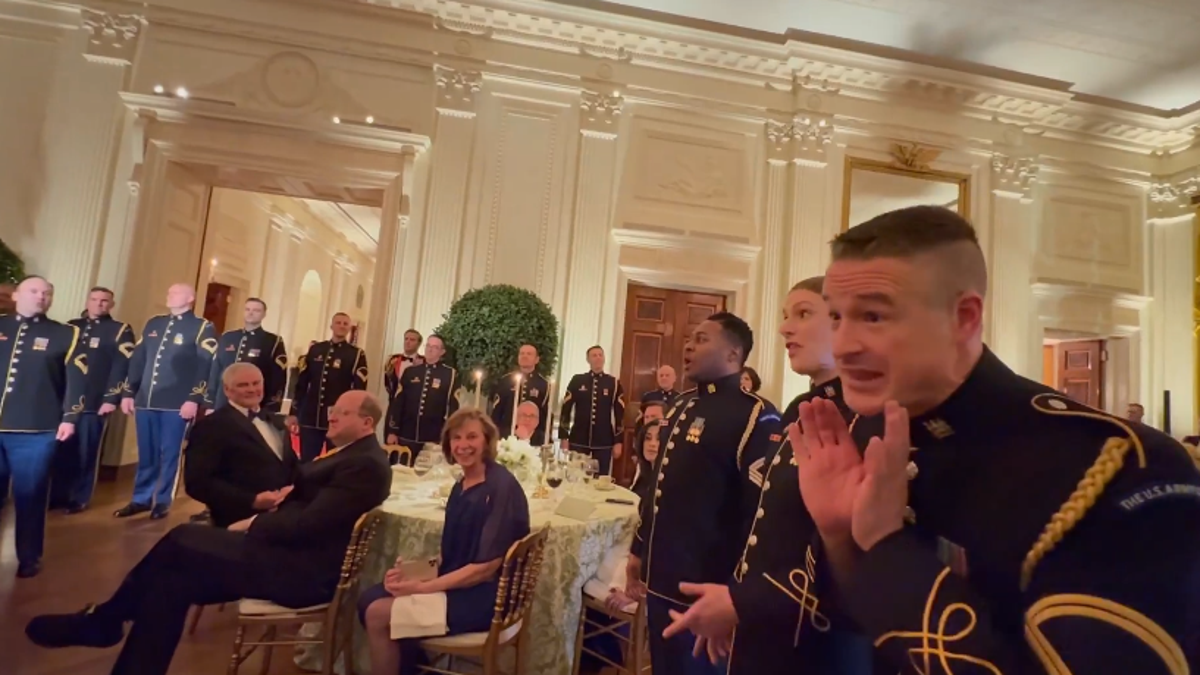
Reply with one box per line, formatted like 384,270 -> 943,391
89,337 -> 100,348
173,333 -> 184,345
333,359 -> 342,368
248,349 -> 260,358
432,378 -> 442,389
33,337 -> 49,351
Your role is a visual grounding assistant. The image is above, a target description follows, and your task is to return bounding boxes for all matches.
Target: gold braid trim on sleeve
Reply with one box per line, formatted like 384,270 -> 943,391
1020,436 -> 1131,591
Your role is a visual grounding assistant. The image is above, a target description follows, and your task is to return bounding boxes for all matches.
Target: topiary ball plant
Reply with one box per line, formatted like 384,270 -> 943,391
0,239 -> 25,285
434,284 -> 560,396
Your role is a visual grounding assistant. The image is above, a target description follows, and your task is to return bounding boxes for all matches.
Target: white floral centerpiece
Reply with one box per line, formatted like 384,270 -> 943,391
496,436 -> 541,485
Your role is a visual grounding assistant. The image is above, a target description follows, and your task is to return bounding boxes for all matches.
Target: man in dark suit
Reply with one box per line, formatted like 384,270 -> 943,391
185,363 -> 296,528
25,389 -> 392,675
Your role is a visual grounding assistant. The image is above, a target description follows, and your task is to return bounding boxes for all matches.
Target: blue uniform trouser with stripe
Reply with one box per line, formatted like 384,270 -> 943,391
0,431 -> 58,565
51,412 -> 107,507
132,410 -> 190,508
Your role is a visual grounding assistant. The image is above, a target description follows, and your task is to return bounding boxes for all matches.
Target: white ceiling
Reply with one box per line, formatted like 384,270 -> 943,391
297,199 -> 382,256
605,0 -> 1200,110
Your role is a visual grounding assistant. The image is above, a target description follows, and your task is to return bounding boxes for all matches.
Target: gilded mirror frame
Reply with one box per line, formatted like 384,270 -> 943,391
841,147 -> 972,231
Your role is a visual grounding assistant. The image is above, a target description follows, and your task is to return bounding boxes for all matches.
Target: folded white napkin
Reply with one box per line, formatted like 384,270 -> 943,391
389,592 -> 449,640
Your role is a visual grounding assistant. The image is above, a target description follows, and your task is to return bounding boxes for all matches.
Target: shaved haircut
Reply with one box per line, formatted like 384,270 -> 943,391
830,205 -> 987,302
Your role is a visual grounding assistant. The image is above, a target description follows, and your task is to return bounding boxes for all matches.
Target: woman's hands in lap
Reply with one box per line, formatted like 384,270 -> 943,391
384,568 -> 425,597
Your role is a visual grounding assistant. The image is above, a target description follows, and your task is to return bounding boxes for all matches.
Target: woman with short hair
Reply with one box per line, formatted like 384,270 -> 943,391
358,408 -> 531,675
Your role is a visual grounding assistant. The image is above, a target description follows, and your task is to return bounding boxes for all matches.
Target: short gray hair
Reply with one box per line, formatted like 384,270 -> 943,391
222,362 -> 262,388
517,400 -> 540,417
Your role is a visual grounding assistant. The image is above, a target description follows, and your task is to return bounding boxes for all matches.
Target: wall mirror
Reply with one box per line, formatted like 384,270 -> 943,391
842,144 -> 971,230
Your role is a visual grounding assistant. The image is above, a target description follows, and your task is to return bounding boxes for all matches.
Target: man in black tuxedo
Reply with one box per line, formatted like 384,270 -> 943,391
185,363 -> 295,527
25,390 -> 392,675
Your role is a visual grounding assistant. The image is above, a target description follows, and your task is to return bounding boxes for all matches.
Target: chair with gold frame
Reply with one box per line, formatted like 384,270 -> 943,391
225,509 -> 385,675
382,443 -> 412,467
571,591 -> 649,675
416,525 -> 551,675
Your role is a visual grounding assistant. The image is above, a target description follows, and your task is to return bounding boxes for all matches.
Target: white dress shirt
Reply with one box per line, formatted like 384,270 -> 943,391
230,402 -> 285,460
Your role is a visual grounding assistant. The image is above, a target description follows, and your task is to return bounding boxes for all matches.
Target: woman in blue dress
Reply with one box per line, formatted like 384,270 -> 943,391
358,408 -> 531,675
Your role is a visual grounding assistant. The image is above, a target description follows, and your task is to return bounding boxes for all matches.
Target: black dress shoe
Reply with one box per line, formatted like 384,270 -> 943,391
26,604 -> 125,649
65,502 -> 88,515
113,503 -> 151,518
149,505 -> 170,520
188,509 -> 211,524
16,560 -> 41,578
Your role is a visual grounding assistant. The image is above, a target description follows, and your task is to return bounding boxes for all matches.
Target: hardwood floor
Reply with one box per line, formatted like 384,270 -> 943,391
0,476 -> 310,675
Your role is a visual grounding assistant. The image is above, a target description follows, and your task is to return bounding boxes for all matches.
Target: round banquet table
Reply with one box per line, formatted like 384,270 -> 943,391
295,474 -> 639,675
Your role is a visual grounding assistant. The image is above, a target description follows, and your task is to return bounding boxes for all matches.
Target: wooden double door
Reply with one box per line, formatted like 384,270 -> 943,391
614,284 -> 726,482
1057,339 -> 1105,408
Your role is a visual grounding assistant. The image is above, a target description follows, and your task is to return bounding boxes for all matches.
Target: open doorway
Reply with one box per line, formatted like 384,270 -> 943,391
197,185 -> 381,410
1041,336 -> 1106,409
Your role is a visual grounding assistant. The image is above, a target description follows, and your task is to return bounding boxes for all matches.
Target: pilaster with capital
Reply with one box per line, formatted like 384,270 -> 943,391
987,153 -> 1040,379
410,65 -> 483,335
39,11 -> 143,319
562,89 -> 624,376
780,114 -> 836,404
1146,170 -> 1197,435
754,120 -> 795,403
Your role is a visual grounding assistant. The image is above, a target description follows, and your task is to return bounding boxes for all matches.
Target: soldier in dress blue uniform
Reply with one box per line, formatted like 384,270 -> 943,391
795,206 -> 1200,675
0,276 -> 88,578
639,364 -> 680,411
383,328 -> 424,399
49,287 -> 135,515
116,284 -> 217,520
385,334 -> 459,465
489,343 -> 550,444
626,312 -> 781,675
286,312 -> 368,463
661,277 -> 876,675
559,345 -> 626,475
205,298 -> 287,413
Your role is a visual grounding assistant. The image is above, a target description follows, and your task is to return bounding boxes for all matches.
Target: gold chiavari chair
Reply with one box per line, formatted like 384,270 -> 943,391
226,509 -> 384,675
417,525 -> 550,675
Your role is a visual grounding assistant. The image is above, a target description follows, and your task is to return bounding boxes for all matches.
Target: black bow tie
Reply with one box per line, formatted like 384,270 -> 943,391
246,408 -> 270,422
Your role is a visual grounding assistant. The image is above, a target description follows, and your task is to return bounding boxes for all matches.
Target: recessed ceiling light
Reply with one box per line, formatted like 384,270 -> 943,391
332,116 -> 341,124
153,84 -> 164,94
365,115 -> 375,124
175,87 -> 189,99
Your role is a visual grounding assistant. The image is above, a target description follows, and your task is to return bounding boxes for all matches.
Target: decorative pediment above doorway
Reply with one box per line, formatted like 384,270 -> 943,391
190,51 -> 371,121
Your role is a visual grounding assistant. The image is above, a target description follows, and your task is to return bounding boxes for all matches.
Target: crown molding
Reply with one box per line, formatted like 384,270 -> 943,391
359,0 -> 1198,156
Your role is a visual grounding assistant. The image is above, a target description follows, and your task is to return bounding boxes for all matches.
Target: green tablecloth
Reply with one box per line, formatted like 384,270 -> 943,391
295,477 -> 638,675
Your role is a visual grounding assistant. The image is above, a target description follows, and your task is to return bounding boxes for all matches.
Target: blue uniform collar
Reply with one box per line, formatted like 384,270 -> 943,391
908,347 -> 1009,448
168,310 -> 195,320
697,372 -> 743,397
15,313 -> 43,323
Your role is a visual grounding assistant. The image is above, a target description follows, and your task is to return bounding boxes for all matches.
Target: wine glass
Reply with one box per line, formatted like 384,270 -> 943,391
545,466 -> 564,490
583,458 -> 599,485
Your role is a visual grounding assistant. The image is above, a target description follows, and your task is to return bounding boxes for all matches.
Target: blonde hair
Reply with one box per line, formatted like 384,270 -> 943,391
440,408 -> 500,464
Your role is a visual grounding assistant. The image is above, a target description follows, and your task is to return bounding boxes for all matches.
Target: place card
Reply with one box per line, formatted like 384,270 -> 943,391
554,495 -> 597,521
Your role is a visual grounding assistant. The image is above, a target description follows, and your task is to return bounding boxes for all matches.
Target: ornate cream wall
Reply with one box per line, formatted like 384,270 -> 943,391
1,0 -> 1197,439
